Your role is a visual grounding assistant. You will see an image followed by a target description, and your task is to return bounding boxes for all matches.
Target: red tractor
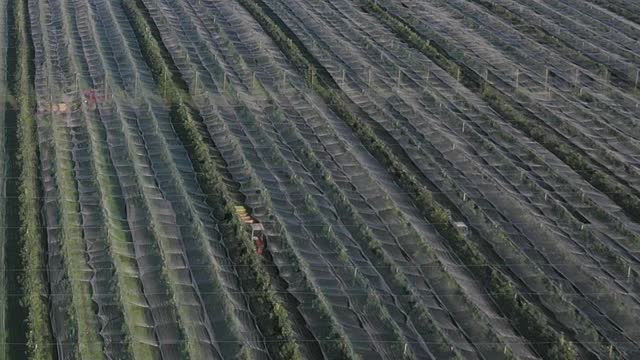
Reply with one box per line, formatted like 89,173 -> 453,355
234,206 -> 267,255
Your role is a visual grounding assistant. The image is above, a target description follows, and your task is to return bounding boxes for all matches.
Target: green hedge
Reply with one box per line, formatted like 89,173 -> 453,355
12,0 -> 55,358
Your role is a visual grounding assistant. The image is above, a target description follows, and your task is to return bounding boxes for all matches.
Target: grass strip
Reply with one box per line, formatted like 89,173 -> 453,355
120,0 -> 307,358
232,0 -> 583,358
12,0 -> 55,358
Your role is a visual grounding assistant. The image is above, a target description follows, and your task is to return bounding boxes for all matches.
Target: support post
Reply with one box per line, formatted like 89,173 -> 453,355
223,72 -> 228,91
544,67 -> 549,94
104,77 -> 108,100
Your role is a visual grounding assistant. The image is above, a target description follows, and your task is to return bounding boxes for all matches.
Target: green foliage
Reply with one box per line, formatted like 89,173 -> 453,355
121,0 -> 305,358
11,0 -> 55,358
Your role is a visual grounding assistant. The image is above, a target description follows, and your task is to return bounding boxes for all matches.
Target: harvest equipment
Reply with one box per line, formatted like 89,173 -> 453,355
234,205 -> 266,255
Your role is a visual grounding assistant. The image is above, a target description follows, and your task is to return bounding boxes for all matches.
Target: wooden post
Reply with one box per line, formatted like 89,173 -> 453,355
544,67 -> 549,94
397,68 -> 401,88
341,68 -> 345,86
635,69 -> 639,89
223,72 -> 227,91
515,68 -> 519,89
368,67 -> 372,88
252,72 -> 256,90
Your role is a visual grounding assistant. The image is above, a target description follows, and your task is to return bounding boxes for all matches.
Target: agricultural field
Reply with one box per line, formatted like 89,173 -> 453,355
0,0 -> 639,359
